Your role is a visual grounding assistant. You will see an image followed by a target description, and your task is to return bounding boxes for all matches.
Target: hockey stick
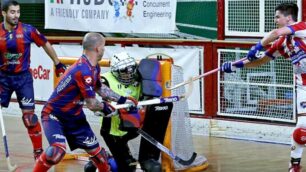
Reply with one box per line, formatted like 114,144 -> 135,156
137,129 -> 197,166
0,106 -> 18,172
112,96 -> 183,109
166,57 -> 248,90
112,79 -> 193,110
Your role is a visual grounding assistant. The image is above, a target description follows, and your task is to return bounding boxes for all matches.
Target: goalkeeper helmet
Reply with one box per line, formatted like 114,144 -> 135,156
110,52 -> 137,85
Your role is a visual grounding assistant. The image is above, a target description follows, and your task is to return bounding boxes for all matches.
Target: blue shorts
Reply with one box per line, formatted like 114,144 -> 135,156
41,112 -> 99,151
0,71 -> 35,109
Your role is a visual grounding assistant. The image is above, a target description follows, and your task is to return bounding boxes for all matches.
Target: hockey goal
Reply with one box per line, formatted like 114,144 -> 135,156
59,55 -> 208,172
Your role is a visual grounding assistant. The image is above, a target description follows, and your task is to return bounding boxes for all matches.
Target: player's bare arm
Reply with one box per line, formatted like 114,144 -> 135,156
85,97 -> 104,111
244,55 -> 272,68
260,27 -> 292,46
42,42 -> 67,76
42,41 -> 60,65
96,83 -> 121,102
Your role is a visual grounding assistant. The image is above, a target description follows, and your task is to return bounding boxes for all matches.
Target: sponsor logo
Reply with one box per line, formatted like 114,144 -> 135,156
6,61 -> 20,65
48,0 -> 140,21
30,65 -> 51,80
50,114 -> 59,121
73,100 -> 85,105
21,97 -> 34,107
162,96 -> 178,103
57,75 -> 72,93
16,34 -> 23,39
154,106 -> 168,111
84,76 -> 92,84
50,0 -> 63,4
300,102 -> 306,108
85,87 -> 93,91
4,53 -> 22,60
53,134 -> 66,140
83,136 -> 98,146
301,136 -> 306,142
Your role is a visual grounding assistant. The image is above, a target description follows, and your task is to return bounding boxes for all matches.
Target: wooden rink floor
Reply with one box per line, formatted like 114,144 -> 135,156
0,116 -> 305,172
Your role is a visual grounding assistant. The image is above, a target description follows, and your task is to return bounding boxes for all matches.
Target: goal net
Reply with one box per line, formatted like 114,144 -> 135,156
169,65 -> 207,171
218,49 -> 295,123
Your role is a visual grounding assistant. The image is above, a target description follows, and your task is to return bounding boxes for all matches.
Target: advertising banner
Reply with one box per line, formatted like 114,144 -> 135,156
45,0 -> 177,33
30,44 -> 203,112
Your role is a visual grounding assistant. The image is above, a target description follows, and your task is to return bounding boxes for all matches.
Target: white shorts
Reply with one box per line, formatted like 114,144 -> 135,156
296,85 -> 306,114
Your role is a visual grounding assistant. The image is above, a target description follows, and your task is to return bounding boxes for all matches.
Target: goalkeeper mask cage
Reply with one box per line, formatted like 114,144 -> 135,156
110,52 -> 137,85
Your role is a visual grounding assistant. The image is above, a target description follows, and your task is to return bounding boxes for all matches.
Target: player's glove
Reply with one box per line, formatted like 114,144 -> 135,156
117,96 -> 138,107
94,101 -> 117,117
55,62 -> 67,77
247,42 -> 264,61
221,61 -> 244,73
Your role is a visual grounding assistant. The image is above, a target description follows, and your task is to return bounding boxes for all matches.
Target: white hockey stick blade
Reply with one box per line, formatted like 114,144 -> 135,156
166,57 -> 247,90
7,158 -> 17,172
0,107 -> 18,172
112,95 -> 184,110
180,77 -> 193,101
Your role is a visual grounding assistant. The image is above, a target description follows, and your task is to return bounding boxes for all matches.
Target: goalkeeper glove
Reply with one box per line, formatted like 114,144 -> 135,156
117,96 -> 138,107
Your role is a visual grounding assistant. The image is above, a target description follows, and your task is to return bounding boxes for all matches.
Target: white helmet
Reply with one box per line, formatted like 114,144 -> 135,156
110,52 -> 137,85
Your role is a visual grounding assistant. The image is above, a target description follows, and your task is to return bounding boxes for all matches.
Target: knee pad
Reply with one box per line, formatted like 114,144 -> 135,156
22,113 -> 38,128
45,145 -> 66,165
293,127 -> 306,145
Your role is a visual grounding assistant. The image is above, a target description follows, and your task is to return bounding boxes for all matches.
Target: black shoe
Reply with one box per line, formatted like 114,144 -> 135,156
140,159 -> 162,172
84,161 -> 97,172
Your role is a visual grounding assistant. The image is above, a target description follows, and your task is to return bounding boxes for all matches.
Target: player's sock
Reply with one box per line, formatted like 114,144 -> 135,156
33,152 -> 52,172
33,145 -> 66,172
28,122 -> 43,153
22,112 -> 43,153
88,147 -> 110,172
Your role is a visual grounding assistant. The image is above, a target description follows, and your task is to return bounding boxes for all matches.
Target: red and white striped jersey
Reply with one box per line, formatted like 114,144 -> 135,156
265,21 -> 306,85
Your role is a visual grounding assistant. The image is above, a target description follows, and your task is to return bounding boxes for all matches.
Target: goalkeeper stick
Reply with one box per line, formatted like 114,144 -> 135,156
166,57 -> 248,90
113,95 -> 186,110
0,106 -> 18,172
137,129 -> 197,166
64,130 -> 197,166
112,79 -> 193,110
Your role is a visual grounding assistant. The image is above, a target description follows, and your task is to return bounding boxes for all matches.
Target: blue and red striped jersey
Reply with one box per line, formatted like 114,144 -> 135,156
42,55 -> 102,119
0,22 -> 47,74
